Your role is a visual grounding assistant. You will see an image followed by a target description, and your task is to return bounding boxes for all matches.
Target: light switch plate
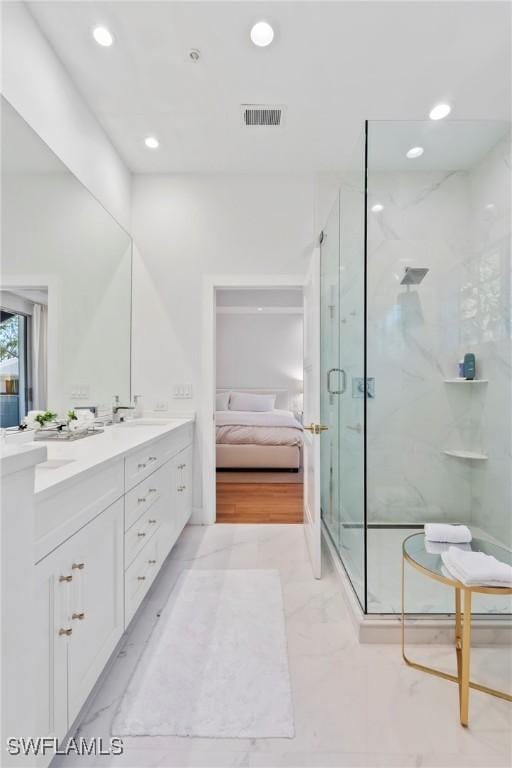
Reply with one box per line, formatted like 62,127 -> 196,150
172,384 -> 193,399
71,385 -> 90,400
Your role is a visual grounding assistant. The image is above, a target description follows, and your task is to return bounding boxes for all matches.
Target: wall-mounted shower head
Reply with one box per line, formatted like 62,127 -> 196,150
400,267 -> 429,285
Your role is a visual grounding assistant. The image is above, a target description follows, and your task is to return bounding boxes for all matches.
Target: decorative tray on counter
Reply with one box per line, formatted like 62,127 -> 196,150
33,425 -> 104,441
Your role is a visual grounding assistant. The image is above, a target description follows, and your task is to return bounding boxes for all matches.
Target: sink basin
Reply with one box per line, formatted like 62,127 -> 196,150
117,418 -> 174,427
37,459 -> 76,470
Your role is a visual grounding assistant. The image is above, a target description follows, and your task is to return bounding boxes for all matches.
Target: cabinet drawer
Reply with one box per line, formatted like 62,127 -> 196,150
125,444 -> 161,491
160,422 -> 193,464
125,501 -> 162,569
125,462 -> 169,532
125,536 -> 161,625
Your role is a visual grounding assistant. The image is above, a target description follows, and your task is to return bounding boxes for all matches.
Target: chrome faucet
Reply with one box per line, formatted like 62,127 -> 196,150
112,395 -> 135,423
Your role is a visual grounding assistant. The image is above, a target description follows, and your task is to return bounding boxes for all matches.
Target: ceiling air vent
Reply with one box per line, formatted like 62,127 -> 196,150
241,104 -> 285,127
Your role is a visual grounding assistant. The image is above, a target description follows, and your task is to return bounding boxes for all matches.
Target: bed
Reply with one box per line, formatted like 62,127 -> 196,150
215,389 -> 303,471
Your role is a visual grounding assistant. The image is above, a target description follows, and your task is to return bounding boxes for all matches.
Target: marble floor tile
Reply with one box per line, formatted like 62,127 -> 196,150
53,524 -> 512,768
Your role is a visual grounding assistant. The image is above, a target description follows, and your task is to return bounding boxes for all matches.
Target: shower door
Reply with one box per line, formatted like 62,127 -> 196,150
320,197 -> 342,555
321,135 -> 366,608
337,149 -> 366,608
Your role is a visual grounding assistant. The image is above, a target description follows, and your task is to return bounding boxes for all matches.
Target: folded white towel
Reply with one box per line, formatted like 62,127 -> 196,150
424,523 -> 472,544
425,540 -> 472,555
441,547 -> 512,587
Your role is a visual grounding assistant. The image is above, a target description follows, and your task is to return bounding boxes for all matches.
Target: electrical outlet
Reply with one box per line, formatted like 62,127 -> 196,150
154,401 -> 168,412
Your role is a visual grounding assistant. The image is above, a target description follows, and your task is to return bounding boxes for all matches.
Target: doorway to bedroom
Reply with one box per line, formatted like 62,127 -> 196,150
215,288 -> 304,523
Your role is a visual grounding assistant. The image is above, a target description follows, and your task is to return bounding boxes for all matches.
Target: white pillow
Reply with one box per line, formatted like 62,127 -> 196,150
229,392 -> 276,412
216,392 -> 230,411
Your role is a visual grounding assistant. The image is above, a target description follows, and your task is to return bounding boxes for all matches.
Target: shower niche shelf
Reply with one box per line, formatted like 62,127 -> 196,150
443,449 -> 488,460
443,379 -> 488,384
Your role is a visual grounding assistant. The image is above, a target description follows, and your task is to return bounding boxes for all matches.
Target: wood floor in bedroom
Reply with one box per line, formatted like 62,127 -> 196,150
216,482 -> 304,523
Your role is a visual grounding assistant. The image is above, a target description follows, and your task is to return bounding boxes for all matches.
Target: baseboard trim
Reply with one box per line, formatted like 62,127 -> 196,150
322,521 -> 512,645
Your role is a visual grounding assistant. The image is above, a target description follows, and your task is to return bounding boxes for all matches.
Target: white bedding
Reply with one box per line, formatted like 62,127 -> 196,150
216,409 -> 303,447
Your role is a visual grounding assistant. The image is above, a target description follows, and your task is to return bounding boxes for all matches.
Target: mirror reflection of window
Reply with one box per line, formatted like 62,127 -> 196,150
0,289 -> 48,427
0,307 -> 27,426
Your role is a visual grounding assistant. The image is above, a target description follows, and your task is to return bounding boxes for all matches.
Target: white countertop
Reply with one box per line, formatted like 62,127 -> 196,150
26,417 -> 194,498
0,441 -> 47,477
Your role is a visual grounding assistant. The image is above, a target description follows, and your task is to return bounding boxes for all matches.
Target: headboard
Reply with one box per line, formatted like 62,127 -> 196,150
216,387 -> 291,411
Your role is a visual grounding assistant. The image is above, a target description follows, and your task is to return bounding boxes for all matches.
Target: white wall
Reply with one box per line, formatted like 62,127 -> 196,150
1,3 -> 131,230
131,173 -> 316,519
216,311 -> 303,400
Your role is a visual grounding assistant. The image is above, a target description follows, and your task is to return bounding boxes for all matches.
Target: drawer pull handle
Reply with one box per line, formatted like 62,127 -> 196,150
72,562 -> 85,570
59,628 -> 72,636
149,456 -> 157,462
59,575 -> 73,583
137,532 -> 147,537
138,497 -> 146,503
72,612 -> 85,621
149,488 -> 157,493
148,559 -> 157,564
137,576 -> 146,581
149,519 -> 157,524
138,463 -> 147,469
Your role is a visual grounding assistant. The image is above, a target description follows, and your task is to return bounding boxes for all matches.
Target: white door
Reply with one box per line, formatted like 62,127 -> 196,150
303,248 -> 322,578
67,500 -> 124,723
34,547 -> 70,744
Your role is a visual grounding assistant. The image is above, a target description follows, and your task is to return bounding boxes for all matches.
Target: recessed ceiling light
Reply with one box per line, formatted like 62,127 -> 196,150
429,103 -> 451,121
92,26 -> 114,47
257,307 -> 263,311
144,136 -> 159,149
371,203 -> 384,213
250,21 -> 274,47
406,146 -> 424,159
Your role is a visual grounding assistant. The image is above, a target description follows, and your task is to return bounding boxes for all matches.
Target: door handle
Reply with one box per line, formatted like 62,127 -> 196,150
327,368 -> 346,394
304,423 -> 329,435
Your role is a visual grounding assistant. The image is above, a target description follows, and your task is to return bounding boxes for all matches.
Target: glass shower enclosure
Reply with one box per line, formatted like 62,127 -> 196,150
321,119 -> 511,616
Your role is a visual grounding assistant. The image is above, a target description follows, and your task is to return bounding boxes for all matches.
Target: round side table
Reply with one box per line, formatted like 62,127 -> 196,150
401,532 -> 512,726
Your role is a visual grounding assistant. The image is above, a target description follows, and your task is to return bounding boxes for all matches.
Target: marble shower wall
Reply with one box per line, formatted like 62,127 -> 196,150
465,132 -> 511,546
366,131 -> 511,546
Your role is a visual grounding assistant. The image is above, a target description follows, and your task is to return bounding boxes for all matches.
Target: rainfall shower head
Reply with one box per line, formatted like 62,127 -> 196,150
400,267 -> 429,285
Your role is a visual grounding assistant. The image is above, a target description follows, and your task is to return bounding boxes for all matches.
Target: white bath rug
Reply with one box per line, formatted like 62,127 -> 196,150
112,569 -> 295,738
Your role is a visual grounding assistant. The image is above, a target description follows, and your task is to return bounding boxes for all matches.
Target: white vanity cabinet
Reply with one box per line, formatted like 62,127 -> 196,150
29,419 -> 194,764
34,499 -> 124,743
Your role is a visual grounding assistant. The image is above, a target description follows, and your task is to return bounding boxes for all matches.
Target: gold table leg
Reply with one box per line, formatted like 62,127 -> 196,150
460,589 -> 472,726
455,588 -> 461,710
401,554 -> 512,727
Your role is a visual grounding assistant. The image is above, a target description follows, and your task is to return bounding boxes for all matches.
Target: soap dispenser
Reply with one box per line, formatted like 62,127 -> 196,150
463,353 -> 476,380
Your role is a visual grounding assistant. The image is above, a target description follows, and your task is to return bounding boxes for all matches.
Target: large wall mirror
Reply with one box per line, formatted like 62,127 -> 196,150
0,97 -> 132,427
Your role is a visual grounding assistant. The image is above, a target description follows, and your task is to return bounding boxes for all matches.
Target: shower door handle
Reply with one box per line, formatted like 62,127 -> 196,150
327,368 -> 346,395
